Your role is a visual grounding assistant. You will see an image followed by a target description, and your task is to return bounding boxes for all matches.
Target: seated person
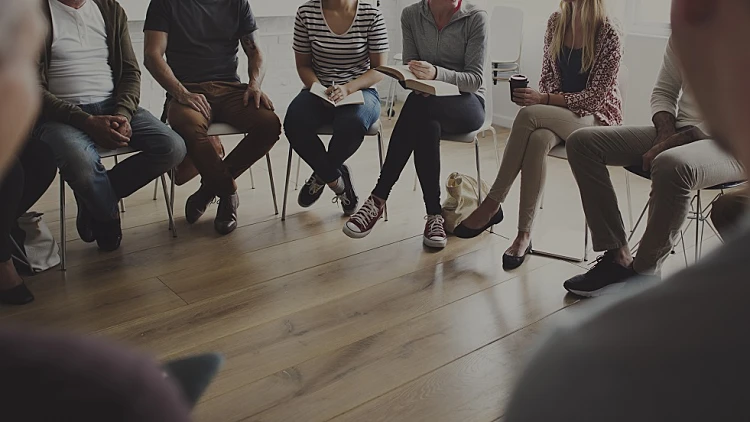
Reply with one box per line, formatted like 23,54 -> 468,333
711,191 -> 749,239
454,0 -> 623,270
343,0 -> 488,249
562,38 -> 744,297
0,140 -> 57,305
144,0 -> 281,235
35,0 -> 187,252
0,0 -> 48,306
284,0 -> 389,216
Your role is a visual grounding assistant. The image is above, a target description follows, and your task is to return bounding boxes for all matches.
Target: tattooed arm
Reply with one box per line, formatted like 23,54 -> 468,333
241,32 -> 274,110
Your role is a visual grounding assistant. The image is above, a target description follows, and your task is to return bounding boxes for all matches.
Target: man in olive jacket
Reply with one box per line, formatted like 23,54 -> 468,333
34,0 -> 186,251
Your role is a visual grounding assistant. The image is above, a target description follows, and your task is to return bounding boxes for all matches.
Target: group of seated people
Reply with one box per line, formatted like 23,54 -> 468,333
1,0 -> 746,308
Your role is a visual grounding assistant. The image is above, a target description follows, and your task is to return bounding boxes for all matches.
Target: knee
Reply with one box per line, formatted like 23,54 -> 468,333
256,113 -> 282,147
650,150 -> 693,191
163,132 -> 188,168
565,128 -> 601,164
60,151 -> 102,192
334,117 -> 369,139
514,105 -> 546,128
283,114 -> 317,143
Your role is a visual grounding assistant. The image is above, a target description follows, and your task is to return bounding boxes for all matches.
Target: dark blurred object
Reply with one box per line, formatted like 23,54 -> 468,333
0,327 -> 192,421
711,191 -> 749,240
163,353 -> 224,408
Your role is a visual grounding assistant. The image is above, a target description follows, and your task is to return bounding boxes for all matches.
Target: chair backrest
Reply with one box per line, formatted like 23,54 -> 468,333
489,5 -> 524,64
619,64 -> 630,121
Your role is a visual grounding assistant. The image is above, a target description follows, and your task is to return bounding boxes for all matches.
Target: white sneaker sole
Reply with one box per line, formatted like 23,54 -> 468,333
423,236 -> 447,249
565,281 -> 627,298
343,223 -> 372,239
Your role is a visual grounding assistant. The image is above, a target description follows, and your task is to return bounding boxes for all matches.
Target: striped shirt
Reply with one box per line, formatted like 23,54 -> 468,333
293,0 -> 389,86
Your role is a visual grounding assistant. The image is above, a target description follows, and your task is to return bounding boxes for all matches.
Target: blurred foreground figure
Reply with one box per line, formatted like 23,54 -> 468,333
712,191 -> 749,239
505,1 -> 750,420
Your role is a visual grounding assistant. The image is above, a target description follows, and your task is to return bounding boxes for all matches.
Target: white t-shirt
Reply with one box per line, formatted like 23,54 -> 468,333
47,0 -> 115,105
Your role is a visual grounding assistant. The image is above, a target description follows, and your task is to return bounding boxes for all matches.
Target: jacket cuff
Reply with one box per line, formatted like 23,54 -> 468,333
114,106 -> 134,122
69,110 -> 92,130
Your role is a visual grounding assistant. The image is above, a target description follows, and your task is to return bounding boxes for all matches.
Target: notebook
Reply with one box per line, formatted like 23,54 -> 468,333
310,82 -> 365,107
376,65 -> 460,97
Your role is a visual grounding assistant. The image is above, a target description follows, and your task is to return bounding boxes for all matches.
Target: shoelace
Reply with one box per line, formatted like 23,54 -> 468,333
425,215 -> 446,237
306,176 -> 325,196
332,193 -> 351,206
350,198 -> 381,228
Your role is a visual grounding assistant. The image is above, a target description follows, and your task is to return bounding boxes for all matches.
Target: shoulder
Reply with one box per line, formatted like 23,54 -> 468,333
599,17 -> 623,45
95,0 -> 127,14
547,11 -> 562,28
357,1 -> 384,21
401,2 -> 422,21
296,1 -> 320,18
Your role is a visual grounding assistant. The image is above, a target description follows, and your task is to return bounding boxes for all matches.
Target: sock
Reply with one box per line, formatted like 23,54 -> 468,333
329,177 -> 345,195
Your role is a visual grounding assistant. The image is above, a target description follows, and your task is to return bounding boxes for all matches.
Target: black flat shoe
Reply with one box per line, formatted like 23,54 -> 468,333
453,206 -> 504,239
0,283 -> 35,305
502,243 -> 532,270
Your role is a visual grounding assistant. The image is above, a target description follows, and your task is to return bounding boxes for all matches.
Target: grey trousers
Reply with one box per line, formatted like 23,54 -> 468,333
489,105 -> 597,232
566,125 -> 744,274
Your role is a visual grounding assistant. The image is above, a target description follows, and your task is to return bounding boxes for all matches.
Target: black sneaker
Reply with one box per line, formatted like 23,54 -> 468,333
75,195 -> 95,243
93,218 -> 122,252
298,174 -> 326,208
334,164 -> 358,216
214,192 -> 239,235
185,185 -> 216,224
563,252 -> 638,298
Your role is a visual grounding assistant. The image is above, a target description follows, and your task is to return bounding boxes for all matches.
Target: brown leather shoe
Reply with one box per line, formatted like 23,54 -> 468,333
185,185 -> 216,225
214,193 -> 239,235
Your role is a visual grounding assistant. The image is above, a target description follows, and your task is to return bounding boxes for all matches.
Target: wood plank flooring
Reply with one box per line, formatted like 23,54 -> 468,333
0,114 -> 721,421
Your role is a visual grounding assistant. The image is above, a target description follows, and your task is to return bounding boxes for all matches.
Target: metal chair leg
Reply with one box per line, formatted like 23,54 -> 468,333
377,131 -> 388,221
584,221 -> 589,261
475,138 -> 482,204
153,179 -> 159,200
113,155 -> 125,213
295,155 -> 302,190
488,126 -> 501,172
249,166 -> 255,189
170,168 -> 175,220
266,153 -> 279,215
161,174 -> 177,238
281,144 -> 294,221
625,170 -> 633,231
59,176 -> 67,271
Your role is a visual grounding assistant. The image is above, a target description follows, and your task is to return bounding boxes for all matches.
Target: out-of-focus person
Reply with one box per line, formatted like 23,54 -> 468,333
504,0 -> 750,420
711,191 -> 749,239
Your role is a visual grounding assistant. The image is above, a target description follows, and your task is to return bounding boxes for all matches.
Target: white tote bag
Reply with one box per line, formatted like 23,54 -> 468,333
442,172 -> 489,233
16,212 -> 61,273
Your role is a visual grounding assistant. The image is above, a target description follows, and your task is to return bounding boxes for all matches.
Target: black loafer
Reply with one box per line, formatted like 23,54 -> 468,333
502,243 -> 532,270
0,283 -> 35,305
93,218 -> 123,252
453,206 -> 504,239
214,193 -> 239,235
186,185 -> 216,225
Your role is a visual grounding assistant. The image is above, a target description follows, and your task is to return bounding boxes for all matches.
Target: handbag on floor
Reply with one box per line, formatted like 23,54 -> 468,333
15,212 -> 61,273
442,172 -> 489,234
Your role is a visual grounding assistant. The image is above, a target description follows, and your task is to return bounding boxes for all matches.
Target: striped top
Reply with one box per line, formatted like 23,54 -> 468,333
293,0 -> 389,86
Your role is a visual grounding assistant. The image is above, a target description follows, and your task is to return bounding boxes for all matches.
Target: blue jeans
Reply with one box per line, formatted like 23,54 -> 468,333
283,88 -> 380,183
34,98 -> 186,221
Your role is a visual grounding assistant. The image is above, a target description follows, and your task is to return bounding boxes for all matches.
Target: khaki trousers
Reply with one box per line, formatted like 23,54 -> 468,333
489,105 -> 597,232
168,81 -> 281,197
566,126 -> 744,274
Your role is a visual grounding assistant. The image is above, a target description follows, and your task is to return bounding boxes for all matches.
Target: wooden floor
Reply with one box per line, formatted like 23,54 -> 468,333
0,112 -> 722,421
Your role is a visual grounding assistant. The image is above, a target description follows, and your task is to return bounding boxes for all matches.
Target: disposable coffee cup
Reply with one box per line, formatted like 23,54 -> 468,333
509,74 -> 529,99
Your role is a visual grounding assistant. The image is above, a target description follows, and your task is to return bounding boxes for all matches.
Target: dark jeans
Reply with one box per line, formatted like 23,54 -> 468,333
34,98 -> 187,222
168,81 -> 282,197
283,88 -> 381,183
0,140 -> 57,262
372,92 -> 485,215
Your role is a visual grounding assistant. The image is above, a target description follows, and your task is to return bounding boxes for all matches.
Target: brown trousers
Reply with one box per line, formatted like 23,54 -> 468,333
168,81 -> 281,197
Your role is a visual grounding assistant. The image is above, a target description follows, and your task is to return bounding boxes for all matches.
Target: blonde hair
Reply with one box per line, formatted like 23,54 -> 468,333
549,0 -> 608,72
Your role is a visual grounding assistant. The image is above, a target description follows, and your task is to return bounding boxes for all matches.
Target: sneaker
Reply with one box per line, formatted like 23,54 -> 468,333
333,165 -> 358,216
423,215 -> 447,249
74,195 -> 95,243
343,196 -> 384,239
93,218 -> 122,252
185,185 -> 216,224
298,174 -> 326,208
214,192 -> 239,235
563,252 -> 638,298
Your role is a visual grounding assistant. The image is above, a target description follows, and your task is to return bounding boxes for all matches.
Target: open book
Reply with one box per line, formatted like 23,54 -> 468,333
376,65 -> 460,96
310,82 -> 365,107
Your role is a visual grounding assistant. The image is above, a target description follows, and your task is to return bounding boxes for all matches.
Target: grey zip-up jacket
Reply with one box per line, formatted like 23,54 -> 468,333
401,0 -> 488,99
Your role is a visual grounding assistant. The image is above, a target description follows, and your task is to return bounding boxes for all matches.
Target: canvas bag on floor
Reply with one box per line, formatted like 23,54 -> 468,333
16,212 -> 61,273
442,172 -> 489,233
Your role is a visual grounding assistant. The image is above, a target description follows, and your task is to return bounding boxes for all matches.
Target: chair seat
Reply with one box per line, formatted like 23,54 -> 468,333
207,123 -> 244,136
548,144 -> 568,160
97,146 -> 138,159
441,122 -> 494,144
317,119 -> 381,137
626,165 -> 746,190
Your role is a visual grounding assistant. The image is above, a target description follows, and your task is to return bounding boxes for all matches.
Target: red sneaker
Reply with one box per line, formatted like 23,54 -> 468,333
343,196 -> 384,239
423,215 -> 447,249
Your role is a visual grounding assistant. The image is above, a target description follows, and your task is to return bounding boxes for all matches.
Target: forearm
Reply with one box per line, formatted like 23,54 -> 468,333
247,50 -> 264,88
345,69 -> 384,92
296,66 -> 320,89
652,111 -> 678,137
144,54 -> 190,99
